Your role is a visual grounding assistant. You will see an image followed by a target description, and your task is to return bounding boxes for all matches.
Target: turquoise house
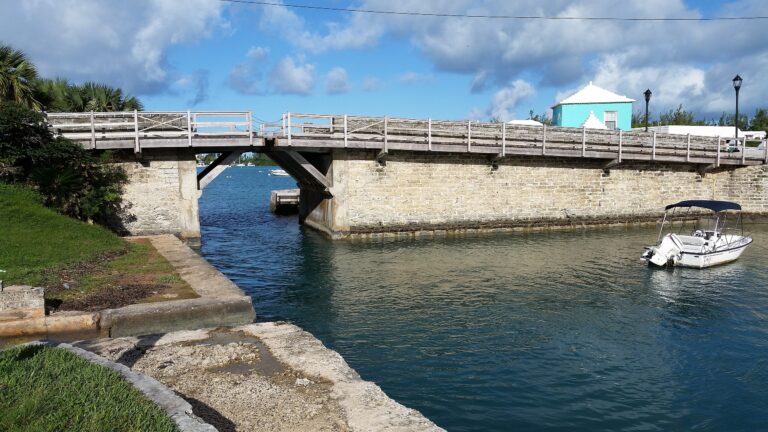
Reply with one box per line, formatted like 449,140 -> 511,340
552,82 -> 635,131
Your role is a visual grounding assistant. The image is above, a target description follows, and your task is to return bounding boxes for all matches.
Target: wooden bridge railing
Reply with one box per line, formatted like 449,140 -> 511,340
279,112 -> 768,167
45,111 -> 768,167
48,111 -> 253,152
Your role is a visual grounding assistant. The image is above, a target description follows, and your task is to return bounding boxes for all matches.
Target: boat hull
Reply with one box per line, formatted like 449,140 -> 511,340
676,240 -> 752,268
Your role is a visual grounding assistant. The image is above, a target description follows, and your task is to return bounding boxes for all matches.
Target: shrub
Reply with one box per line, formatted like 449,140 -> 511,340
0,101 -> 128,229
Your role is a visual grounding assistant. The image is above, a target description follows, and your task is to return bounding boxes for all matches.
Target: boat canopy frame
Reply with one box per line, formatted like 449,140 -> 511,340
657,201 -> 746,244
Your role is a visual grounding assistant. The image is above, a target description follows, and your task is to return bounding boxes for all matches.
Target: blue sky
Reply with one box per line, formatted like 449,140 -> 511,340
1,0 -> 767,124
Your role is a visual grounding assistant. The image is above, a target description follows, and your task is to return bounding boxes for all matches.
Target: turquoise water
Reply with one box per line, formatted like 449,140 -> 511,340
200,167 -> 768,431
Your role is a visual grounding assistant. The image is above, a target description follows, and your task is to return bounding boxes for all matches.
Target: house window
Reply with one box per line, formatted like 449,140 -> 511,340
604,111 -> 618,130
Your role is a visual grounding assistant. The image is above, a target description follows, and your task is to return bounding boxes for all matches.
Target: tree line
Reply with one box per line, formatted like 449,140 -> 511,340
0,44 -> 142,112
631,104 -> 768,133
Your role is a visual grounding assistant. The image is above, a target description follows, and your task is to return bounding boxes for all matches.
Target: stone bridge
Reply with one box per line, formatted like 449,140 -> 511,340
47,111 -> 768,240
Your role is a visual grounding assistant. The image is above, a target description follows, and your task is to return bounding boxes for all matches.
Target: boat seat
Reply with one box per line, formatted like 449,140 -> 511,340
677,235 -> 706,247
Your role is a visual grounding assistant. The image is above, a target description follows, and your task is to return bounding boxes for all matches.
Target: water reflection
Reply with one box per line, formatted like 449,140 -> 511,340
199,167 -> 768,432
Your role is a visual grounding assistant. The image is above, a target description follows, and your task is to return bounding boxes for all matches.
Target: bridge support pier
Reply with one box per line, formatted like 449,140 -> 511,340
114,148 -> 201,241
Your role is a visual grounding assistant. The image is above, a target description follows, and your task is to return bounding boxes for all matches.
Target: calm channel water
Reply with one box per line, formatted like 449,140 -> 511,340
199,167 -> 768,431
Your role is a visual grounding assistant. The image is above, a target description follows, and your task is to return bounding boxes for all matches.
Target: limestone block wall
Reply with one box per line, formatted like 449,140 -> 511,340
306,150 -> 767,238
113,148 -> 201,239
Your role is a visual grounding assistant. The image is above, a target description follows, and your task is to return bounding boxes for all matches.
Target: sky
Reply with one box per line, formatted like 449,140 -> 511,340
1,0 -> 766,124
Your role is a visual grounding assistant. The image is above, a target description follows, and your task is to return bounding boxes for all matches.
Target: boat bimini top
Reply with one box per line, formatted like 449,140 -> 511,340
665,200 -> 742,212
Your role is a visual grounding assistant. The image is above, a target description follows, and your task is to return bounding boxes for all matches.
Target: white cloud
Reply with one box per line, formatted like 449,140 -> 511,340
246,46 -> 270,60
0,0 -> 225,94
399,72 -> 433,84
260,0 -> 768,116
269,57 -> 315,95
487,80 -> 536,121
362,77 -> 382,92
228,63 -> 263,95
326,67 -> 350,94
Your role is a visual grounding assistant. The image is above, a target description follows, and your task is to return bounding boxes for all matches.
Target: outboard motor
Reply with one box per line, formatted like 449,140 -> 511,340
643,234 -> 683,267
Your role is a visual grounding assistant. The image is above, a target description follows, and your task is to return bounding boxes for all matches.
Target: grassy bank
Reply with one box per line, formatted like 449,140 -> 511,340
0,183 -> 124,285
0,344 -> 177,432
0,183 -> 196,310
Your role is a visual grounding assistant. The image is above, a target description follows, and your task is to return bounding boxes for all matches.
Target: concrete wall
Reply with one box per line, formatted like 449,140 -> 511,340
304,150 -> 768,238
114,149 -> 201,240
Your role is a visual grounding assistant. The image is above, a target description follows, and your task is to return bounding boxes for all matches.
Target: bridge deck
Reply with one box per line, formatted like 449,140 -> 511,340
46,111 -> 768,168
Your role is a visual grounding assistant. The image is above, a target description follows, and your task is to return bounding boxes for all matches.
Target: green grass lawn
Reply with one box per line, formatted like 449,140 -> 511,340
0,183 -> 125,285
0,344 -> 177,432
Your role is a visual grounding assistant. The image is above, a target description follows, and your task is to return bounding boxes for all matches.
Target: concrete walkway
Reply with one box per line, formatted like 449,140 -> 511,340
76,323 -> 444,432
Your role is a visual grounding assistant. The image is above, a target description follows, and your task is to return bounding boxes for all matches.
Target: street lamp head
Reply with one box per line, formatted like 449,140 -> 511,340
644,89 -> 652,102
733,75 -> 742,90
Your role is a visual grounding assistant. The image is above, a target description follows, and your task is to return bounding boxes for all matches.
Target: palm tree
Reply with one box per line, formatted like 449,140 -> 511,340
0,44 -> 40,109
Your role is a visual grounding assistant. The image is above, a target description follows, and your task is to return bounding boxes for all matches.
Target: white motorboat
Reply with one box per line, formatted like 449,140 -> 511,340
269,169 -> 289,176
641,200 -> 752,268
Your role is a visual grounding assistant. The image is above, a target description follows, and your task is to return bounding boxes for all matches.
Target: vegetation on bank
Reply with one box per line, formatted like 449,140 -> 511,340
0,184 -> 196,310
0,102 -> 129,228
0,345 -> 177,432
0,183 -> 124,285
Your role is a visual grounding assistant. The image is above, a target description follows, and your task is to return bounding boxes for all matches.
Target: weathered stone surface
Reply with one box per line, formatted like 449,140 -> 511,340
0,285 -> 44,322
306,150 -> 768,238
112,149 -> 201,240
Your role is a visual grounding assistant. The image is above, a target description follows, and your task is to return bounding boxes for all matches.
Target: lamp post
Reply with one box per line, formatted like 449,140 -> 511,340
643,89 -> 652,132
733,75 -> 742,139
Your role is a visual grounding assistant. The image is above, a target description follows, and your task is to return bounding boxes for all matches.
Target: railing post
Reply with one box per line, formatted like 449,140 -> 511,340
344,114 -> 348,148
428,118 -> 432,151
133,109 -> 140,153
248,112 -> 253,146
652,131 -> 657,161
581,127 -> 586,157
741,137 -> 746,164
467,120 -> 472,152
383,116 -> 388,153
618,129 -> 623,163
764,138 -> 768,164
502,122 -> 507,157
89,111 -> 96,149
542,124 -> 547,156
716,137 -> 721,167
187,110 -> 192,147
686,134 -> 691,162
287,112 -> 292,147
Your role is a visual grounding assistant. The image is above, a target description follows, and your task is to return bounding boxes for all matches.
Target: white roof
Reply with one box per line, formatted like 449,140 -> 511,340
553,81 -> 635,107
645,125 -> 742,138
581,111 -> 608,129
508,119 -> 543,126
